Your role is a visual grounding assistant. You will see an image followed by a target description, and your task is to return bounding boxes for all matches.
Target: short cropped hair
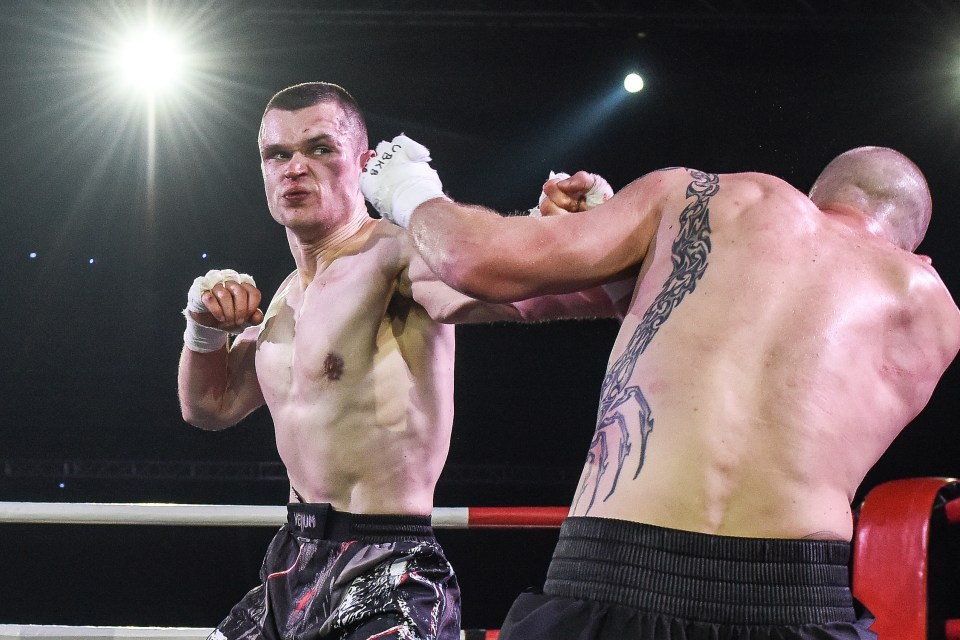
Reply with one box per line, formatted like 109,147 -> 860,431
809,146 -> 932,251
261,81 -> 368,150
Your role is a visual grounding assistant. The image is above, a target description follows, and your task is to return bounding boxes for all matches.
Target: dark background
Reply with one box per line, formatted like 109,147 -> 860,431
1,0 -> 959,631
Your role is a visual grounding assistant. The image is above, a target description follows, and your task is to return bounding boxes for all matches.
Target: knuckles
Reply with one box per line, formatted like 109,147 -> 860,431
198,283 -> 263,330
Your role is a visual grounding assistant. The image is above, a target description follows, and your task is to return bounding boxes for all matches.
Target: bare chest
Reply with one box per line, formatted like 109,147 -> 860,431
254,259 -> 403,402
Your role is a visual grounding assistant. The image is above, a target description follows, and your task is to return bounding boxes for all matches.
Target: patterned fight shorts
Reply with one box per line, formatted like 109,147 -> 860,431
500,516 -> 877,640
209,503 -> 460,640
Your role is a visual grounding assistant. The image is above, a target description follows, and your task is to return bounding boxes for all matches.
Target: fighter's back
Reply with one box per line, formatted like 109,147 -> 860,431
570,168 -> 960,540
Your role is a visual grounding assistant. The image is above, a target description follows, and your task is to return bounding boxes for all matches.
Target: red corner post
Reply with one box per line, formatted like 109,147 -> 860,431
853,477 -> 956,640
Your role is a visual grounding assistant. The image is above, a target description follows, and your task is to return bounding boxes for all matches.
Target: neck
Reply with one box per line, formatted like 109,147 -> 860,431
288,213 -> 371,282
822,204 -> 891,245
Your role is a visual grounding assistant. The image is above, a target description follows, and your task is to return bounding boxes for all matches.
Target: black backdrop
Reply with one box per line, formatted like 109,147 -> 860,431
2,1 -> 959,630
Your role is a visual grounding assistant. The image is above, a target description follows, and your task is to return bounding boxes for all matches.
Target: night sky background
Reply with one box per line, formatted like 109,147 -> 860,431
2,0 -> 960,631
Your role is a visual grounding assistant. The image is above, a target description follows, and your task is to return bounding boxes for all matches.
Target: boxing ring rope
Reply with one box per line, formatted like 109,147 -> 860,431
3,488 -> 959,640
0,502 -> 562,640
0,502 -> 567,528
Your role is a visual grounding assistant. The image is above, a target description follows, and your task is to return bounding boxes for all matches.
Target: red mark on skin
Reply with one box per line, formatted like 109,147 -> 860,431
323,353 -> 344,380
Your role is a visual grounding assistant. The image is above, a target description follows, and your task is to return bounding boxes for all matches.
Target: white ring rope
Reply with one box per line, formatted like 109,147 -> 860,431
0,503 -> 541,638
0,502 -> 566,528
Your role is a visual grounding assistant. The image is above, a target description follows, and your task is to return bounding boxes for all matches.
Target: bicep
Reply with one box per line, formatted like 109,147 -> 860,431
465,183 -> 659,301
408,171 -> 668,303
225,328 -> 266,413
406,249 -> 523,324
407,244 -> 627,324
182,329 -> 264,430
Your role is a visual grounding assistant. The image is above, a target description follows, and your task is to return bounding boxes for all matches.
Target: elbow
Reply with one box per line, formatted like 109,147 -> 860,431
440,251 -> 525,303
180,403 -> 232,432
413,220 -> 536,302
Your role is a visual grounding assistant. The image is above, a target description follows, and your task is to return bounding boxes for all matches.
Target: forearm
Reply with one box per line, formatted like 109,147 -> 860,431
362,135 -> 633,303
178,269 -> 265,429
178,336 -> 263,430
512,286 -> 626,322
410,199 -> 536,302
178,345 -> 235,430
432,279 -> 628,325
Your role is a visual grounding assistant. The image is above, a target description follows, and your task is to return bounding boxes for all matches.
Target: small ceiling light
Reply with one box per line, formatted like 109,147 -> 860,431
624,73 -> 645,94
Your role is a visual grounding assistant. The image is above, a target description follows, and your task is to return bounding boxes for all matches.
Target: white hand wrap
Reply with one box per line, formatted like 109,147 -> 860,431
182,269 -> 257,353
529,171 -> 613,216
583,173 -> 614,208
361,134 -> 447,228
529,171 -> 571,217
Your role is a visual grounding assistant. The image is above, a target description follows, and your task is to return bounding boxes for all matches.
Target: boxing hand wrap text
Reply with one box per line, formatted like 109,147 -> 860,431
361,134 -> 448,228
182,269 -> 257,354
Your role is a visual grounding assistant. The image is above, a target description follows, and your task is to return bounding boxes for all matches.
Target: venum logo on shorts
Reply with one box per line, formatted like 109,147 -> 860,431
294,512 -> 317,529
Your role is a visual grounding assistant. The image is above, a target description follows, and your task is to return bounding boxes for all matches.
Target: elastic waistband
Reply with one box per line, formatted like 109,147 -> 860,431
286,503 -> 434,543
544,517 -> 856,626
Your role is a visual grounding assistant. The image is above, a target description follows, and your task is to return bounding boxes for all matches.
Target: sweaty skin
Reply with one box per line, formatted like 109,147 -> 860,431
409,167 -> 960,540
178,102 -> 617,516
251,221 -> 456,515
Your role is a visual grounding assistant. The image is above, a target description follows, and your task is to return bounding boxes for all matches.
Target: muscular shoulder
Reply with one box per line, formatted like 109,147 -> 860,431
365,219 -> 420,297
618,167 -> 697,199
359,219 -> 415,268
904,257 -> 960,355
619,168 -> 792,209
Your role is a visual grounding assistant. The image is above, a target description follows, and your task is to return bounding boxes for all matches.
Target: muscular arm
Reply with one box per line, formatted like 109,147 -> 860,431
361,135 -> 668,304
178,326 -> 265,431
407,173 -> 663,303
404,238 -> 633,324
177,272 -> 267,430
899,264 -> 960,399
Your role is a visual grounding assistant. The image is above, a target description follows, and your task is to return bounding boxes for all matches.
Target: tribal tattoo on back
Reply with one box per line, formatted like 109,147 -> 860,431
572,169 -> 719,513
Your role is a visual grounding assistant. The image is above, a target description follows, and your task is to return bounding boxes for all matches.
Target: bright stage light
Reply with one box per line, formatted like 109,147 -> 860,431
114,27 -> 184,93
624,73 -> 645,93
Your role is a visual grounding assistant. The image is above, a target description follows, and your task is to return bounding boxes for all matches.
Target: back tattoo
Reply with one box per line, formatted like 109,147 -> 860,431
573,170 -> 718,513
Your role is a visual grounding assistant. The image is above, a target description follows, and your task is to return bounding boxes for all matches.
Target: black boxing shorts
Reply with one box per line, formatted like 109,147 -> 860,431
209,502 -> 460,640
499,516 -> 876,640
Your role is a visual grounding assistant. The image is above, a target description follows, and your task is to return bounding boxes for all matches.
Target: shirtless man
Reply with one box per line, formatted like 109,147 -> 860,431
360,137 -> 960,639
177,84 -> 618,640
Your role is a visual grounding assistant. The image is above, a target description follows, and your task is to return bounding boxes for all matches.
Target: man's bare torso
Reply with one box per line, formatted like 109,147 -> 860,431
254,221 -> 454,515
571,168 -> 959,540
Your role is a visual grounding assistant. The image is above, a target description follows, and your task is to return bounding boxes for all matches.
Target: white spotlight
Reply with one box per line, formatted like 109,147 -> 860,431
624,73 -> 645,94
114,27 -> 184,93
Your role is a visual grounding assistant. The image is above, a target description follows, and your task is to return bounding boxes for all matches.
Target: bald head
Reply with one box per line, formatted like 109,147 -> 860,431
808,146 -> 932,251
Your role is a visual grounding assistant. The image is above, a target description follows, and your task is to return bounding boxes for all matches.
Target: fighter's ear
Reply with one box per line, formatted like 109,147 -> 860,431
360,148 -> 376,168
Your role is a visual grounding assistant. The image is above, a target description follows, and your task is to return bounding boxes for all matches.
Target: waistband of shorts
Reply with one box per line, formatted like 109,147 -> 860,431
286,503 -> 435,542
544,516 -> 856,626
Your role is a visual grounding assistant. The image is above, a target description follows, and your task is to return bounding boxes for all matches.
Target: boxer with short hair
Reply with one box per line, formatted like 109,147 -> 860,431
361,137 -> 960,639
177,82 -> 621,640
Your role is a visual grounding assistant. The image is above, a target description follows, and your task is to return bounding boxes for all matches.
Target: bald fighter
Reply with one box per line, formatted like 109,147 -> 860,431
361,137 -> 960,639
